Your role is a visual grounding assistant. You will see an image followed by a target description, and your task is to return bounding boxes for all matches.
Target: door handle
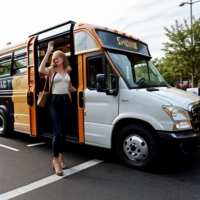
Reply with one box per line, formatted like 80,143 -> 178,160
27,91 -> 34,107
79,90 -> 84,109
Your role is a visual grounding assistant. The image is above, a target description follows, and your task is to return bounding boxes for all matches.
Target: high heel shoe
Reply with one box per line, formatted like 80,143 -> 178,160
61,162 -> 68,170
52,161 -> 63,176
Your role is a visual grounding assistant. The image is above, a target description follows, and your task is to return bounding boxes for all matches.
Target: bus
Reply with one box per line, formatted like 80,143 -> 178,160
0,20 -> 200,170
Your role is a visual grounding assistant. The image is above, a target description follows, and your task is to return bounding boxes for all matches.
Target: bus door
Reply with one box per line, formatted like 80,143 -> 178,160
26,21 -> 76,137
82,51 -> 119,147
77,54 -> 85,143
27,36 -> 37,136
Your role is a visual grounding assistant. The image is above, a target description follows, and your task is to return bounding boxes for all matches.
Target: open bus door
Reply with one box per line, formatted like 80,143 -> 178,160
27,21 -> 83,142
77,54 -> 85,143
27,36 -> 37,136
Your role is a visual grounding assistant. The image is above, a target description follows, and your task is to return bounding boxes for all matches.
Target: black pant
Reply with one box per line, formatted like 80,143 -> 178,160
47,94 -> 72,157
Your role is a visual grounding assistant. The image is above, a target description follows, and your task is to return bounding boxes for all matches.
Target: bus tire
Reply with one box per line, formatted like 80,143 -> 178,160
0,109 -> 11,137
116,124 -> 159,170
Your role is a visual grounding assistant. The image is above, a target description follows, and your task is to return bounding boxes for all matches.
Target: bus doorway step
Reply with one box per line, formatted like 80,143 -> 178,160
29,135 -> 42,138
65,134 -> 80,143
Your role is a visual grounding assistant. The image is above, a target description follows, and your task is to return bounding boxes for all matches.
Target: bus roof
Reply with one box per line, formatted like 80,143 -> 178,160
0,39 -> 27,55
74,22 -> 148,45
0,21 -> 150,56
75,23 -> 151,57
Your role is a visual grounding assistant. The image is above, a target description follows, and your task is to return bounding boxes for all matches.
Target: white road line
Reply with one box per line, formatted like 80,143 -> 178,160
0,159 -> 103,200
27,142 -> 46,147
0,144 -> 19,152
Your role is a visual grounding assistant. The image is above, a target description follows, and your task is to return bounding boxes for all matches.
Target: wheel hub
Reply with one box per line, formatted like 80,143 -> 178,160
123,134 -> 148,162
0,115 -> 5,133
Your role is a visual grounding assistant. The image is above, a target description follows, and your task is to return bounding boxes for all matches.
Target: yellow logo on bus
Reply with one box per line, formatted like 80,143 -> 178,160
117,37 -> 137,50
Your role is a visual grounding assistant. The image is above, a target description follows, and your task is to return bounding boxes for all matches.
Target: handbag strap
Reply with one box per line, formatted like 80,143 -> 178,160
43,76 -> 49,92
49,72 -> 57,93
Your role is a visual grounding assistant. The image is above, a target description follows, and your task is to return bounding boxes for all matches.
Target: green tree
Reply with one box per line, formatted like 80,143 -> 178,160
152,57 -> 179,85
161,17 -> 200,87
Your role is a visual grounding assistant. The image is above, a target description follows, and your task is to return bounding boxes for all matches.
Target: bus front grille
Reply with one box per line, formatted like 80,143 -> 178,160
191,106 -> 200,131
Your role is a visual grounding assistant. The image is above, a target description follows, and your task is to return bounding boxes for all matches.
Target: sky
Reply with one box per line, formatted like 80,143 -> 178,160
0,0 -> 200,59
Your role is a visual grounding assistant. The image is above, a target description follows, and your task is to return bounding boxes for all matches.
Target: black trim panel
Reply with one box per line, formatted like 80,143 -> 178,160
86,50 -> 104,58
158,130 -> 200,155
158,130 -> 199,139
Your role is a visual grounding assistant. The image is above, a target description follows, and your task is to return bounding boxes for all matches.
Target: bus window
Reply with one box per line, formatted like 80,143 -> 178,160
88,57 -> 103,88
134,61 -> 149,83
106,60 -> 115,89
87,56 -> 116,90
148,61 -> 163,86
0,53 -> 12,77
75,31 -> 98,53
13,48 -> 27,75
108,52 -> 135,87
37,24 -> 71,41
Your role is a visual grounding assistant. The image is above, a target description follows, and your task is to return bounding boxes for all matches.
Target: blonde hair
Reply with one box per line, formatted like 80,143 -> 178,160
51,50 -> 72,73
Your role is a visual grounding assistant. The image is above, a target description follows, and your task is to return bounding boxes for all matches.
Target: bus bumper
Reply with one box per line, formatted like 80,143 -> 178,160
158,130 -> 200,155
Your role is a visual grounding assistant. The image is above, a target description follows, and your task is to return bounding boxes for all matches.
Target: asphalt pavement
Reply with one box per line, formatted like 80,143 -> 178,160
0,132 -> 200,200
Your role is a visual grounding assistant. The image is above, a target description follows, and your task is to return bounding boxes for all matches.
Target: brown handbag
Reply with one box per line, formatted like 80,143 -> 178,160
37,73 -> 57,108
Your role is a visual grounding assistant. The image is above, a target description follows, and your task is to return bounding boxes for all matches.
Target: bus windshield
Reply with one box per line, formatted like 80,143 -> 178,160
108,51 -> 169,88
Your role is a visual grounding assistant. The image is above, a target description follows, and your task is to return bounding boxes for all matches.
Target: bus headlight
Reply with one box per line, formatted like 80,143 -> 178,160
162,106 -> 192,130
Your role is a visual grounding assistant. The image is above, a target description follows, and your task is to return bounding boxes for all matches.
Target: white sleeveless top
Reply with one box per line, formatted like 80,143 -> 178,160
52,73 -> 70,94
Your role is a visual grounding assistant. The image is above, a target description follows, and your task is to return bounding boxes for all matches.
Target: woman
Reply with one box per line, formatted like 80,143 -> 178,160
39,41 -> 72,176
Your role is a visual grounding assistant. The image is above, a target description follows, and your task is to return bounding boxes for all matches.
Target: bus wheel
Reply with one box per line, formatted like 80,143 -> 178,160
0,109 -> 10,137
116,124 -> 159,170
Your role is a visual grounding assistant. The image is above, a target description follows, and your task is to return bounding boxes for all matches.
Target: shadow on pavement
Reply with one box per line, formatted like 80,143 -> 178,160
8,131 -> 200,176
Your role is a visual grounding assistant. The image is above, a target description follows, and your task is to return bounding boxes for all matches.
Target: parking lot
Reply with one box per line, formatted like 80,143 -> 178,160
0,132 -> 200,200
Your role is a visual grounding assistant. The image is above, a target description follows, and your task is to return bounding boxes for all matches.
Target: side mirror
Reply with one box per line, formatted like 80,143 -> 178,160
96,74 -> 118,95
96,74 -> 106,91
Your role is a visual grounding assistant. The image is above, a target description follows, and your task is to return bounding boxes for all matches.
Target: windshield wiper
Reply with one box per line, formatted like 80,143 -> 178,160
135,78 -> 152,88
136,83 -> 152,88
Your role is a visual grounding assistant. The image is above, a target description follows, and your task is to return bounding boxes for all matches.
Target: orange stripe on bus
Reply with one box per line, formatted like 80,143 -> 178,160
27,36 -> 37,136
104,51 -> 121,78
83,54 -> 87,90
77,55 -> 85,143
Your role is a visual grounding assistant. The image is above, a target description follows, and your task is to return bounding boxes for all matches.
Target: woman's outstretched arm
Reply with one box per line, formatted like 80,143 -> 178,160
38,41 -> 54,76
